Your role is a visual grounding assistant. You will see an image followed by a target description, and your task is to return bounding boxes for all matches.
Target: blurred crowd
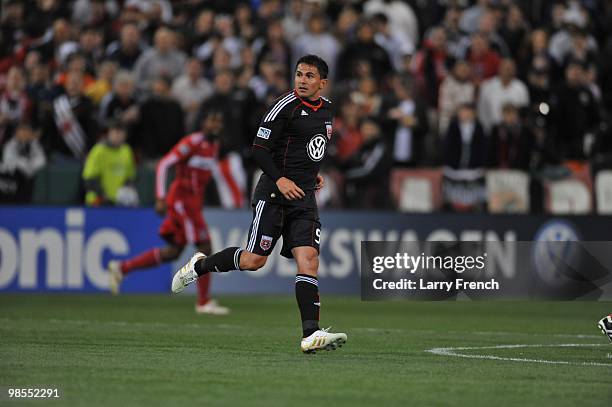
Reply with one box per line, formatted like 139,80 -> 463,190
0,0 -> 611,209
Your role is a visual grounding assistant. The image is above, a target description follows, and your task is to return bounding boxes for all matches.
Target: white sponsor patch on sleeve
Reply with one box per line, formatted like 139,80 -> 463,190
178,144 -> 190,155
257,127 -> 271,140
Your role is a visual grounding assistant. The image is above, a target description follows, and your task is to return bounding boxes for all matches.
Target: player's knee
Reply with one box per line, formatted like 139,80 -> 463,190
296,251 -> 319,274
240,252 -> 267,270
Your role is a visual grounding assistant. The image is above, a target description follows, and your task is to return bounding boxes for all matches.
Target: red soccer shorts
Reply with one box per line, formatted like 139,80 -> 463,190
159,199 -> 210,246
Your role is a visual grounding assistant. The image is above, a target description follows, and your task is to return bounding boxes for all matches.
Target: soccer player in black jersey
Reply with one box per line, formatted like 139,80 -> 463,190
171,55 -> 347,353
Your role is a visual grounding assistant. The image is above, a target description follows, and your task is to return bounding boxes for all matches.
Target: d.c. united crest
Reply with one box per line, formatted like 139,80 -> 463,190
260,235 -> 273,251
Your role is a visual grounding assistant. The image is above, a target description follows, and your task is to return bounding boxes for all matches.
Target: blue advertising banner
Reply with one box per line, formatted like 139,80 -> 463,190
1,207 -> 611,295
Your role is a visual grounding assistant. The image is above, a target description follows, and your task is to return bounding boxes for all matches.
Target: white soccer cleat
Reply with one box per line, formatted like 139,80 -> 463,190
108,260 -> 123,295
300,327 -> 347,354
195,299 -> 230,315
597,314 -> 612,342
171,252 -> 206,293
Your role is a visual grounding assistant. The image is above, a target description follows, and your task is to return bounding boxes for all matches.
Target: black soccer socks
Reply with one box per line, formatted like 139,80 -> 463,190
295,274 -> 320,337
194,247 -> 242,276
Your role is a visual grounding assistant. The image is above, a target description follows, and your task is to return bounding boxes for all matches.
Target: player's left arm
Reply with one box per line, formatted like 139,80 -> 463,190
315,174 -> 325,190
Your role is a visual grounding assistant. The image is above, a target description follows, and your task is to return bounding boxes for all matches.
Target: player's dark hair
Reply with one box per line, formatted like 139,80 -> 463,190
295,55 -> 328,79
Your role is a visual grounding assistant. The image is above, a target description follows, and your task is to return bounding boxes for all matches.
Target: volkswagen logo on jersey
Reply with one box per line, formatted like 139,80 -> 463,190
307,134 -> 327,162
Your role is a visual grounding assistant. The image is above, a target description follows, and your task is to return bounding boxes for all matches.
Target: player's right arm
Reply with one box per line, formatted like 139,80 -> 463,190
155,134 -> 200,213
252,92 -> 305,200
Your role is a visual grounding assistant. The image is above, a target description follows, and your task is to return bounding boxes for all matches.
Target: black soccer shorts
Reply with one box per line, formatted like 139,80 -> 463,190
245,199 -> 321,258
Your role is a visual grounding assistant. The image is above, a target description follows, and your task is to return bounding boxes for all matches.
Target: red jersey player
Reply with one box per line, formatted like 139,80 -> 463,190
107,109 -> 229,315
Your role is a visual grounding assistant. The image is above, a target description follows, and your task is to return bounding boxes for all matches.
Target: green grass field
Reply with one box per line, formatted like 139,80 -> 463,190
1,295 -> 611,406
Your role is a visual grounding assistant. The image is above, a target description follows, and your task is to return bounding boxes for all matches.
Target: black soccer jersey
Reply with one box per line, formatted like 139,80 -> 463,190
252,90 -> 333,207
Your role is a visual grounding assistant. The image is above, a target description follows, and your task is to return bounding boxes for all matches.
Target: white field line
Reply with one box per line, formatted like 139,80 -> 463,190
426,343 -> 612,367
353,327 -> 601,339
0,317 -> 244,331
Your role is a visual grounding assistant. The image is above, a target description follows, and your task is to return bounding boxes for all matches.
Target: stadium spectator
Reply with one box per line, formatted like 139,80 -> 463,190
71,0 -> 116,28
282,0 -> 306,42
25,60 -> 53,127
254,0 -> 283,32
138,0 -> 174,42
54,52 -> 96,90
343,117 -> 391,209
438,59 -> 475,135
525,61 -> 553,110
335,18 -> 393,83
134,75 -> 184,159
546,1 -> 568,34
25,0 -> 70,38
0,66 -> 32,148
487,104 -> 534,170
350,76 -> 383,117
466,32 -> 501,85
434,7 -> 465,59
187,8 -> 216,58
585,63 -> 602,103
476,10 -> 510,57
334,5 -> 360,44
459,0 -> 490,34
196,69 -> 255,157
477,58 -> 529,132
444,103 -> 486,169
410,26 -> 450,108
248,57 -> 286,102
77,25 -> 105,73
499,4 -> 529,61
293,14 -> 339,81
84,60 -> 117,105
548,6 -> 598,66
133,27 -> 187,92
82,121 -> 136,206
171,58 -> 214,131
517,29 -> 553,81
371,12 -> 414,72
253,18 -> 292,81
105,22 -> 146,70
28,18 -> 73,66
99,70 -> 139,142
551,61 -> 600,160
384,75 -> 428,167
205,46 -> 233,80
234,2 -> 256,43
562,29 -> 598,72
1,121 -> 46,203
42,71 -> 97,161
213,13 -> 243,69
329,98 -> 364,164
0,0 -> 25,71
363,0 -> 419,48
